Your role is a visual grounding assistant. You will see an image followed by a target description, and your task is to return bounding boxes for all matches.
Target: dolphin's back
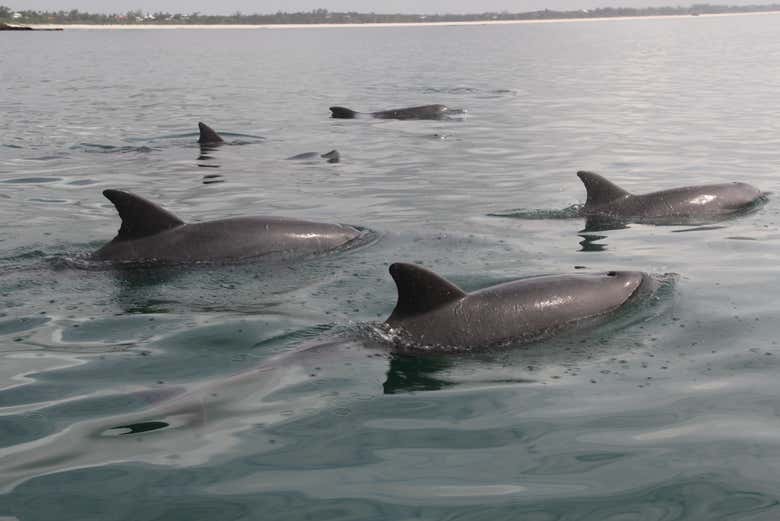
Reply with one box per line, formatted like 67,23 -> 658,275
631,182 -> 763,217
578,171 -> 764,220
329,104 -> 455,120
94,217 -> 361,263
371,104 -> 450,120
385,264 -> 645,348
91,190 -> 361,263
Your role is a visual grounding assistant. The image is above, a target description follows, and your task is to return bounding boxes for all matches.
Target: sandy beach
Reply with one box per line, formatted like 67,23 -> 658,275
27,10 -> 780,30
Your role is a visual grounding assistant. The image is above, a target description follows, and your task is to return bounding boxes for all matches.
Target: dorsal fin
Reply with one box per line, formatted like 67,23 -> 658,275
103,190 -> 184,241
198,122 -> 224,144
329,106 -> 358,119
321,150 -> 340,163
577,171 -> 631,207
387,263 -> 466,321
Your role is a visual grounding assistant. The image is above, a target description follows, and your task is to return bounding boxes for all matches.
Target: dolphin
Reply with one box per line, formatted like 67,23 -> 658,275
384,263 -> 648,348
577,171 -> 765,223
197,122 -> 224,144
286,149 -> 340,163
90,190 -> 363,264
329,104 -> 463,120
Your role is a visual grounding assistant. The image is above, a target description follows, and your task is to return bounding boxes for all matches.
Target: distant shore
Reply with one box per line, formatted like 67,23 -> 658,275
25,10 -> 780,30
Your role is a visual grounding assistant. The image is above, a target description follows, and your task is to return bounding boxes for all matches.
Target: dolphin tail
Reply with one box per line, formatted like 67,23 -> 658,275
102,190 -> 185,241
329,107 -> 359,119
387,263 -> 466,322
577,171 -> 631,208
198,122 -> 224,144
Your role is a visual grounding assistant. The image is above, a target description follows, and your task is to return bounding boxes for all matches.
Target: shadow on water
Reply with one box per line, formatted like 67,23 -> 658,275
106,421 -> 169,436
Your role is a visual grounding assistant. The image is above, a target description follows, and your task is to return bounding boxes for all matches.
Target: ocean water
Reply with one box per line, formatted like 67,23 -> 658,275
2,14 -> 780,520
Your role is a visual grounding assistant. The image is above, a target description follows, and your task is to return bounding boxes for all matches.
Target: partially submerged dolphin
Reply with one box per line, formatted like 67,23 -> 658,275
197,122 -> 224,144
384,263 -> 649,348
329,104 -> 463,120
286,150 -> 340,163
577,171 -> 765,223
91,190 -> 363,263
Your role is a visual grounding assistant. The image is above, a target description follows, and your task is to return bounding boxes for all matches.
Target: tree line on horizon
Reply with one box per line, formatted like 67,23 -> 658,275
2,4 -> 780,24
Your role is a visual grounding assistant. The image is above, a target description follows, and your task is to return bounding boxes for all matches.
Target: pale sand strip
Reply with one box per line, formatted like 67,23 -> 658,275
28,10 -> 780,30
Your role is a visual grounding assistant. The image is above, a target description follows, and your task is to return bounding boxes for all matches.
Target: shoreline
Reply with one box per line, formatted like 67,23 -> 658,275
27,10 -> 780,30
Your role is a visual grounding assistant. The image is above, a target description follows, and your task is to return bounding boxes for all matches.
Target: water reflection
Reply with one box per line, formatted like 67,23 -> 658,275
582,216 -> 631,233
197,144 -> 223,184
383,353 -> 454,394
578,233 -> 608,252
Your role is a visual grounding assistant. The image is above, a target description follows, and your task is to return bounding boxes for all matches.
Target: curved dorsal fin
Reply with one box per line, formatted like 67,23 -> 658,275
387,263 -> 466,321
577,171 -> 631,207
103,190 -> 184,241
198,122 -> 224,144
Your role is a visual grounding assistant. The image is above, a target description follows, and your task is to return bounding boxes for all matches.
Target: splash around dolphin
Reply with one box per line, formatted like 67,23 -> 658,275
383,263 -> 651,349
90,190 -> 364,264
577,171 -> 766,224
329,104 -> 464,120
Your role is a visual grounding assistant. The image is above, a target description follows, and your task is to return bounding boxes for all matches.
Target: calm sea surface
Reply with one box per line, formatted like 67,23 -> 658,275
2,14 -> 780,520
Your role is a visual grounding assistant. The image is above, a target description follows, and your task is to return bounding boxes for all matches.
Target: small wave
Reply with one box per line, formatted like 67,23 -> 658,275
1,250 -> 49,263
75,143 -> 159,154
28,153 -> 70,161
422,86 -> 477,94
488,204 -> 583,220
27,198 -> 70,204
1,177 -> 62,184
672,225 -> 727,233
421,87 -> 518,98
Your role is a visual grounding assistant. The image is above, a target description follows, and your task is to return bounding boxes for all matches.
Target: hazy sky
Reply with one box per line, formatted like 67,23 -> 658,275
4,0 -> 766,15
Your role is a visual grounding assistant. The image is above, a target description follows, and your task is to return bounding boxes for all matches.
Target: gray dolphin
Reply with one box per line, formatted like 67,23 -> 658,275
91,190 -> 362,263
197,122 -> 224,144
286,149 -> 340,163
577,171 -> 765,223
384,263 -> 648,348
329,104 -> 463,120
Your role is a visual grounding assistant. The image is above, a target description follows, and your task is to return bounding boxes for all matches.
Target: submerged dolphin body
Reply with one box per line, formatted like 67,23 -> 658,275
286,150 -> 341,163
577,171 -> 765,223
384,263 -> 648,349
329,104 -> 462,120
197,122 -> 224,144
90,190 -> 362,263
